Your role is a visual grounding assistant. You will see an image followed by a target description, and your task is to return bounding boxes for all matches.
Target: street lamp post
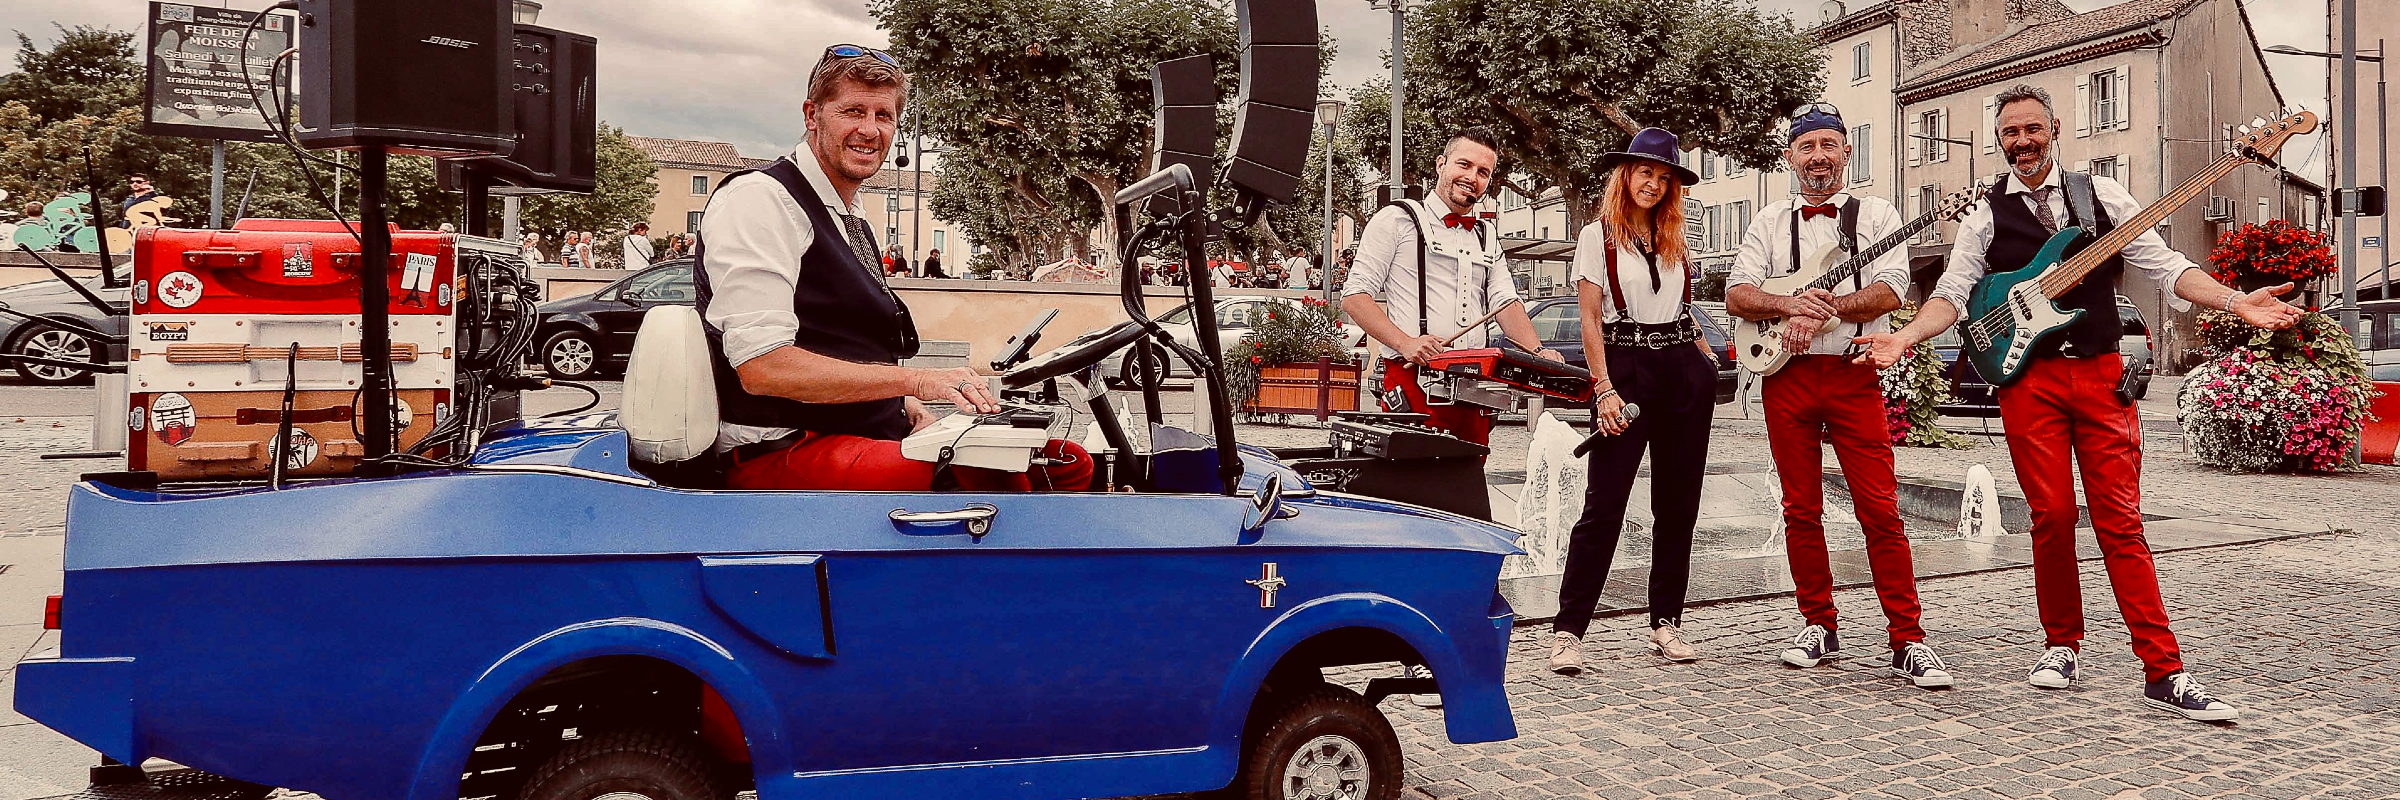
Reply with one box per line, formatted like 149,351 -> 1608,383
1317,98 -> 1346,305
2265,39 -> 2386,317
1369,0 -> 1410,200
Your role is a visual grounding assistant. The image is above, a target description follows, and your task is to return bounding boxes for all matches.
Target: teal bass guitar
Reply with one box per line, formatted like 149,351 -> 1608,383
1957,108 -> 2317,386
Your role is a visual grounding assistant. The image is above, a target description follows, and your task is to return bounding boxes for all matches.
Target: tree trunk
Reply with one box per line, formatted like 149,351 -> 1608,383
1071,170 -> 1120,267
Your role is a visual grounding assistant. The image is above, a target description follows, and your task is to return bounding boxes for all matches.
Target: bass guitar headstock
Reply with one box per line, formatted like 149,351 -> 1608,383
2234,108 -> 2320,163
1933,180 -> 1988,222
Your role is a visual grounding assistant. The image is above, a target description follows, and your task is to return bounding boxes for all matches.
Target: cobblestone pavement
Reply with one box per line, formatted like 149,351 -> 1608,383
1350,529 -> 2400,800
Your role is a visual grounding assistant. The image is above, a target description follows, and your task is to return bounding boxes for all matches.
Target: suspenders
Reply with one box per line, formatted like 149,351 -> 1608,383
1601,227 -> 1690,316
1784,198 -> 1865,344
1384,199 -> 1494,338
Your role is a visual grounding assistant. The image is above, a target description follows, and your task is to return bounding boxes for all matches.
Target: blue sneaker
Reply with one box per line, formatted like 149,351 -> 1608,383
1779,624 -> 1840,667
2144,672 -> 2239,722
2028,646 -> 2078,689
1891,641 -> 1954,688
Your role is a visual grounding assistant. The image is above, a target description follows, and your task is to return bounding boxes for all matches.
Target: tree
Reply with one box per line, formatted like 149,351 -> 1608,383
876,0 -> 1239,265
0,26 -> 141,126
1398,0 -> 1822,229
515,124 -> 657,238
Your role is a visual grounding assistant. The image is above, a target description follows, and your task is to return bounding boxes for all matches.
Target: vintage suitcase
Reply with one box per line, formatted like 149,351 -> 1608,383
128,388 -> 451,479
131,220 -> 458,317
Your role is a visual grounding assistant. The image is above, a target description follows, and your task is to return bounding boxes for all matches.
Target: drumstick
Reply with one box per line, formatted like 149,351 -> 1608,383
1436,300 -> 1522,348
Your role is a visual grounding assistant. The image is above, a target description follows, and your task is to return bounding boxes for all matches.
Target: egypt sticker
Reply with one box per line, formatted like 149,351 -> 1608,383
147,321 -> 191,341
151,393 -> 196,446
157,271 -> 205,309
282,242 -> 314,278
271,429 -> 320,470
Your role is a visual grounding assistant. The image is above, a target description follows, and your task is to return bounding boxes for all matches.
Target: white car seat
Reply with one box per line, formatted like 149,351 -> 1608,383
620,305 -> 718,464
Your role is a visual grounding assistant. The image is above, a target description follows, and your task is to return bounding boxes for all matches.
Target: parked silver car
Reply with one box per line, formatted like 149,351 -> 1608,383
0,267 -> 127,385
1113,296 -> 1368,385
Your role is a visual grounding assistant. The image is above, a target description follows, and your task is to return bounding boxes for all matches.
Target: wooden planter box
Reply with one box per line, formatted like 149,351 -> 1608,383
1245,357 -> 1362,420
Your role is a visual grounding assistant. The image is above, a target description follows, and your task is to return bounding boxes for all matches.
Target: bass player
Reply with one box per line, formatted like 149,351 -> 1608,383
1856,84 -> 2300,721
1726,104 -> 1953,689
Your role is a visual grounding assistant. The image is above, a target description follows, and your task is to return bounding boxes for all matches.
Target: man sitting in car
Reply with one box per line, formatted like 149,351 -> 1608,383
693,46 -> 1092,492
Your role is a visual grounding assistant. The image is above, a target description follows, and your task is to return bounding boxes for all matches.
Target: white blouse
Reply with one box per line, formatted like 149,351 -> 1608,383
1570,220 -> 1689,325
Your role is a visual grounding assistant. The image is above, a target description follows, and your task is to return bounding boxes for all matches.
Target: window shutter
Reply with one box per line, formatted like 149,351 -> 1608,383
1983,96 -> 1998,154
1908,114 -> 1921,166
2076,75 -> 2092,137
1938,110 -> 1951,162
2117,153 -> 2131,186
2115,66 -> 2134,130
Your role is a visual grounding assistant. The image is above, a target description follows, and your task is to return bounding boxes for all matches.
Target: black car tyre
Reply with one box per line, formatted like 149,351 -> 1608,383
516,729 -> 722,800
1228,684 -> 1403,800
9,321 -> 98,385
1118,340 -> 1172,389
543,330 -> 603,379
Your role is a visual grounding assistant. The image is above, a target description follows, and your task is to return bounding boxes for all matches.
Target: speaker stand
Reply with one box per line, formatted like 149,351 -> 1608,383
357,146 -> 397,464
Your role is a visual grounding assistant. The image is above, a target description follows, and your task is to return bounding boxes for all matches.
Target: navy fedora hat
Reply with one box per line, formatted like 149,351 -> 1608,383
1600,127 -> 1700,185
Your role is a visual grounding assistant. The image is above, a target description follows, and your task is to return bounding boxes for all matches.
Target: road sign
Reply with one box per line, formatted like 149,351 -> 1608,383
2368,236 -> 2383,248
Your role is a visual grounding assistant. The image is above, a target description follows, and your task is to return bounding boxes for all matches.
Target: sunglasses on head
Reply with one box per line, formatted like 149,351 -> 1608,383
818,44 -> 899,72
1792,102 -> 1841,118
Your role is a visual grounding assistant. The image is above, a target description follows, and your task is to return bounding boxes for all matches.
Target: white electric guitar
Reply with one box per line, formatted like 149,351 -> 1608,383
1732,184 -> 1987,376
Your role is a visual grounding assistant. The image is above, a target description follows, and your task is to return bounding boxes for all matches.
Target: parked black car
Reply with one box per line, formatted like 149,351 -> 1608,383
1936,298 -> 2153,418
1514,297 -> 1738,405
533,260 -> 695,378
0,266 -> 129,385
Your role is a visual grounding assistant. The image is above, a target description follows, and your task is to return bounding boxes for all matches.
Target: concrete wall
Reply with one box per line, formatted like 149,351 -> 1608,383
0,251 -> 119,289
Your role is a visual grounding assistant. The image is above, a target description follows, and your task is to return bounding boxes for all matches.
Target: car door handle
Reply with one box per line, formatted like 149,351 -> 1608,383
889,504 -> 997,537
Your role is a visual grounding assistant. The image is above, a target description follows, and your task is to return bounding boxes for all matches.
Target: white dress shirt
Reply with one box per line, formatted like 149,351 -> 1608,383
1930,168 -> 2198,315
698,146 -> 869,451
1727,192 -> 1912,354
1343,202 -> 1522,358
622,233 -> 655,270
1570,220 -> 1689,325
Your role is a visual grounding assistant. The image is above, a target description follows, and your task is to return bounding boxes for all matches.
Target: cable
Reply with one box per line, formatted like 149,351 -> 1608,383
539,380 -> 603,418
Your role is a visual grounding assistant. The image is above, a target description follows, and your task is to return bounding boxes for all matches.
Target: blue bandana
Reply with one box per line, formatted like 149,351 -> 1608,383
1790,109 -> 1847,143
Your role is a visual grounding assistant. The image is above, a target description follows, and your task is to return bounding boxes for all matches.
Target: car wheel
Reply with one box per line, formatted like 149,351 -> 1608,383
515,729 -> 721,800
1229,684 -> 1403,800
1119,339 -> 1171,389
9,322 -> 98,385
542,330 -> 602,379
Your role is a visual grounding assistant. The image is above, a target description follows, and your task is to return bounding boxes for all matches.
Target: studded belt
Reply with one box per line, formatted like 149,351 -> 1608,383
1601,320 -> 1701,349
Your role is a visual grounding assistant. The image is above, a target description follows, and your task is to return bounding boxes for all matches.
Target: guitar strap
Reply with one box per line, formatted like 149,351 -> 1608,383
2062,171 -> 2100,234
1785,197 -> 1870,348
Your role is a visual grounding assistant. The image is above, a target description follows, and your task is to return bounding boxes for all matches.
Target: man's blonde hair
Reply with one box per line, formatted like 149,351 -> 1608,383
808,55 -> 909,115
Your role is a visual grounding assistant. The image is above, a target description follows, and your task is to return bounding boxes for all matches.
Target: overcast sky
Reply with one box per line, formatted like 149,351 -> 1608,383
2,0 -> 2333,175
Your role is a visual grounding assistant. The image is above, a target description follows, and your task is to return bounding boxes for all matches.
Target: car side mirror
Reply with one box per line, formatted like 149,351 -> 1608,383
1242,474 -> 1295,537
618,293 -> 643,307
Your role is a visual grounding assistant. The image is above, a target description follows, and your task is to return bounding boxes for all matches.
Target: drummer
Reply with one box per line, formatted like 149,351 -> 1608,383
1340,126 -> 1561,446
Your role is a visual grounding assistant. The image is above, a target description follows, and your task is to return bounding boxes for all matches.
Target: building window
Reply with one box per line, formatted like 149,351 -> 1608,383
1728,200 -> 1751,247
1502,188 -> 1526,211
1699,150 -> 1717,182
686,210 -> 703,233
1852,42 -> 1872,82
886,226 -> 900,247
2090,68 -> 2122,130
932,230 -> 946,251
691,175 -> 709,195
1849,124 -> 1872,184
1918,109 -> 1948,162
2258,197 -> 2271,225
1916,186 -> 1939,244
1727,158 -> 1746,179
2090,155 -> 2120,182
1703,205 -> 1724,252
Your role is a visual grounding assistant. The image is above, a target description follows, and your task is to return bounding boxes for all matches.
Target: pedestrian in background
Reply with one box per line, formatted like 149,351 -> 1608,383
1550,127 -> 1716,675
574,232 -> 595,269
623,222 -> 655,270
924,247 -> 946,278
519,232 -> 544,266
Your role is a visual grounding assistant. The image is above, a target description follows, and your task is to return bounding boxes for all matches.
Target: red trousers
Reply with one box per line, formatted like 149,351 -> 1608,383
725,431 -> 1094,492
1997,353 -> 2182,681
1379,360 -> 1494,446
1764,355 -> 1924,651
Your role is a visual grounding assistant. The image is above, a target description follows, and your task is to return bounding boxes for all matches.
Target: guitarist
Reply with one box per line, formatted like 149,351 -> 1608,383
1856,84 -> 2301,722
1726,104 -> 1952,689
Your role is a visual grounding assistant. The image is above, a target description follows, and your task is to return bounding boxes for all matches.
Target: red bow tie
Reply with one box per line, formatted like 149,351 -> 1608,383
1799,203 -> 1838,221
1443,213 -> 1477,229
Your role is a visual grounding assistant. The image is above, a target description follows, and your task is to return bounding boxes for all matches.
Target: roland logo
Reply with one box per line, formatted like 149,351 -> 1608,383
421,35 -> 478,50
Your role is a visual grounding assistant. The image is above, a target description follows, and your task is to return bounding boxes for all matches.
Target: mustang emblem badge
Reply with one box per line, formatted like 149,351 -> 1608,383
1245,562 -> 1287,608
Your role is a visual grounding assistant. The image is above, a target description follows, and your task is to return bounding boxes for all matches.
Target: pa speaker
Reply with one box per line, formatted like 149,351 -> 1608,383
1152,54 -> 1216,107
1149,55 -> 1219,201
444,25 -> 598,193
1223,0 -> 1317,205
296,0 -> 515,155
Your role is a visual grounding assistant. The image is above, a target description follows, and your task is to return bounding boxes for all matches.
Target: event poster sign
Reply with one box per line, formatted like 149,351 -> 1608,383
142,2 -> 296,142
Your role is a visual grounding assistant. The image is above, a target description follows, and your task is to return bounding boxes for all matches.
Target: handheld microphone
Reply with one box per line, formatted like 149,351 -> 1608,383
1570,403 -> 1641,457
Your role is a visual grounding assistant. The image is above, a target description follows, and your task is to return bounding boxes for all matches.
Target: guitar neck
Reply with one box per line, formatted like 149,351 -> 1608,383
1810,206 -> 1951,292
2039,152 -> 2248,299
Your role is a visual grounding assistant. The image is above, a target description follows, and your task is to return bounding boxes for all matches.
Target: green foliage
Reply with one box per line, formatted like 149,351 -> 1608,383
2179,310 -> 2376,472
516,124 -> 657,236
0,26 -> 141,125
1223,297 -> 1350,407
1394,0 -> 1822,227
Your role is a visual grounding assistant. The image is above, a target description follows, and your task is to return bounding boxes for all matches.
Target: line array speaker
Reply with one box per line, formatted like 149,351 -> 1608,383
296,0 -> 515,155
1223,0 -> 1319,204
1151,54 -> 1218,203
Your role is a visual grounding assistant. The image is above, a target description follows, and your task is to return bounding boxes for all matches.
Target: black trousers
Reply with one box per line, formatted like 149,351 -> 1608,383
1553,342 -> 1716,637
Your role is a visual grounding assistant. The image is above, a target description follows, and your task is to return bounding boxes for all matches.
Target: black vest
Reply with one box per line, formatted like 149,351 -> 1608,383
1984,172 -> 2124,359
693,158 -> 920,441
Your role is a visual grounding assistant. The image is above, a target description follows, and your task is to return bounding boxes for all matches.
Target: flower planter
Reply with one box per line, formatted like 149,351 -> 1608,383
1243,357 -> 1362,420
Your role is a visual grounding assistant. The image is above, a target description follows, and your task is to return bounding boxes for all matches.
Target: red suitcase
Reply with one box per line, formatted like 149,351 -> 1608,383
133,219 -> 458,317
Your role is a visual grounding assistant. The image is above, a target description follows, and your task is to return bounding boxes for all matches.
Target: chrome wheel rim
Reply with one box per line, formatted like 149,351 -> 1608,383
1282,734 -> 1369,800
22,328 -> 93,381
590,792 -> 652,800
550,337 -> 595,375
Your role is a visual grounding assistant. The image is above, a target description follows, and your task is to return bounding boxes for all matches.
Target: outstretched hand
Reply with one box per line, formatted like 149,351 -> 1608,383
2231,283 -> 2303,330
1849,333 -> 1910,370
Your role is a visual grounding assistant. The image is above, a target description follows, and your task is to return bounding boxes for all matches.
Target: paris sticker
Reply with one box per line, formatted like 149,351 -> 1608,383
151,393 -> 196,446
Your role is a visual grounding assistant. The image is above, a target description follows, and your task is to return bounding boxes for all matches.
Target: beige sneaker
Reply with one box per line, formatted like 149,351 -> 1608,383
1548,631 -> 1584,675
1647,623 -> 1699,662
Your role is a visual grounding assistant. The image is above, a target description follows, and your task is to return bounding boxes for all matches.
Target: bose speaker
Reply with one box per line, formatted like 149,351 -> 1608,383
445,25 -> 598,192
1150,55 -> 1219,205
1222,0 -> 1318,204
296,0 -> 515,155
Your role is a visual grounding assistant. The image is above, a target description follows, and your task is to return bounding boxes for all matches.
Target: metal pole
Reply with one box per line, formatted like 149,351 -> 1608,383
1322,121 -> 1337,304
210,140 -> 225,229
357,146 -> 395,462
1388,1 -> 1405,192
2340,0 -> 2359,340
911,133 -> 923,276
2380,39 -> 2390,301
501,195 -> 522,241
